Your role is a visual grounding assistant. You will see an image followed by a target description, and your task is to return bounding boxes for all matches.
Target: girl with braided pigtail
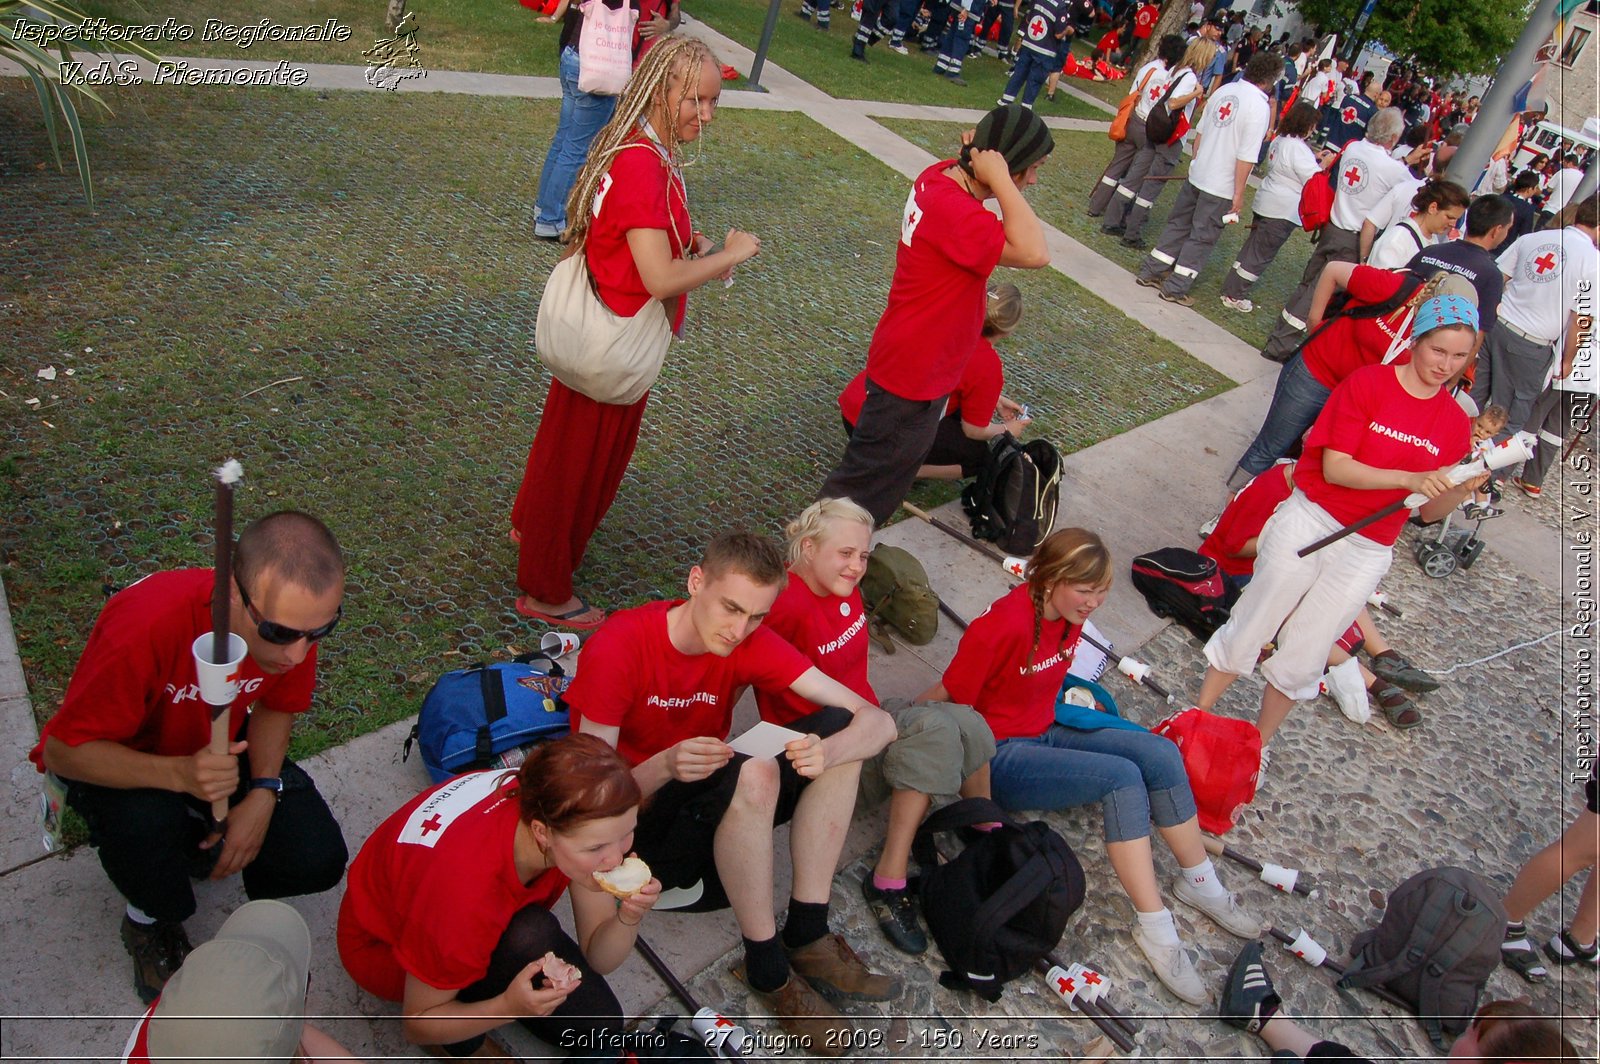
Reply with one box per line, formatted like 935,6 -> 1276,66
512,36 -> 762,630
928,527 -> 1262,1006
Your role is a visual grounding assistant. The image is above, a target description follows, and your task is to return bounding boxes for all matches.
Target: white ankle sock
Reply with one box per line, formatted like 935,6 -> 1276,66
1180,858 -> 1227,899
126,903 -> 157,926
1135,907 -> 1181,947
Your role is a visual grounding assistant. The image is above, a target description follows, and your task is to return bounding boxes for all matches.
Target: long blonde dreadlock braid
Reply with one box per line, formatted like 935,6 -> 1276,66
1024,528 -> 1112,663
561,36 -> 718,250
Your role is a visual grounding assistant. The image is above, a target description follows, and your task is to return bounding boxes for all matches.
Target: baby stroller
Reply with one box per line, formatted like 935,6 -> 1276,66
1412,504 -> 1497,578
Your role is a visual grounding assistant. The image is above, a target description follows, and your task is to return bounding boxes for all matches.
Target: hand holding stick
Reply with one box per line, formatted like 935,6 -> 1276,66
192,461 -> 246,837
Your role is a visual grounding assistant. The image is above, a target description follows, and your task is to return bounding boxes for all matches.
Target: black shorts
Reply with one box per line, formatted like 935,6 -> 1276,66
1586,767 -> 1597,815
633,706 -> 854,912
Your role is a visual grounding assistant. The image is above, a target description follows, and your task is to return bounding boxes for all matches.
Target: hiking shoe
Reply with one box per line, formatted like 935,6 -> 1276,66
1512,477 -> 1542,498
1219,941 -> 1281,1032
1501,936 -> 1550,983
1172,877 -> 1262,938
787,933 -> 901,1002
1221,295 -> 1254,313
122,915 -> 193,1004
861,876 -> 927,955
735,965 -> 851,1057
1544,929 -> 1600,968
1120,235 -> 1148,249
1134,274 -> 1162,290
1100,222 -> 1126,236
1132,927 -> 1207,1004
1159,290 -> 1195,307
1368,652 -> 1439,693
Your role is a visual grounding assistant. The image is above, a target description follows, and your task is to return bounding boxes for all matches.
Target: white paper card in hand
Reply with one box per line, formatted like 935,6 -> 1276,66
727,721 -> 804,759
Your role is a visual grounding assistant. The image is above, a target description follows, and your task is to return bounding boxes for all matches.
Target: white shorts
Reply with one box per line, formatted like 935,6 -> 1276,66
1204,491 -> 1393,701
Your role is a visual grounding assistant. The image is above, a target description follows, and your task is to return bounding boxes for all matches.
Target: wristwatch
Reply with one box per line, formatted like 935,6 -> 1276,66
248,776 -> 284,802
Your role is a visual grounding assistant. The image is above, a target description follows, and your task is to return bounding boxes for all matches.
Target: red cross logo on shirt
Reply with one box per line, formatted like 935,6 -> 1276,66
1216,102 -> 1233,123
1341,106 -> 1357,124
1343,165 -> 1362,186
1534,252 -> 1557,274
1028,14 -> 1048,38
1526,244 -> 1562,283
1150,83 -> 1163,101
1138,9 -> 1153,25
419,813 -> 443,836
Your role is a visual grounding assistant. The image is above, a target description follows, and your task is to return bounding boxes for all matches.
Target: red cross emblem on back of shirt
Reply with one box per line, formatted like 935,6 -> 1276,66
1029,15 -> 1047,37
419,813 -> 443,835
1342,106 -> 1357,123
1534,252 -> 1557,274
1343,164 -> 1363,187
1218,102 -> 1232,120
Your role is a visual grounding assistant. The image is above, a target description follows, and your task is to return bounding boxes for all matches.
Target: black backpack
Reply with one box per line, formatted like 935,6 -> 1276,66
911,798 -> 1085,1002
1129,547 -> 1231,640
1337,866 -> 1508,1050
961,434 -> 1063,556
1143,73 -> 1188,145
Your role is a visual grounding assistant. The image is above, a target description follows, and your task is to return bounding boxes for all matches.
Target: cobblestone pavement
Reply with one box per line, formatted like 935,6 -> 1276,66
675,517 -> 1598,1061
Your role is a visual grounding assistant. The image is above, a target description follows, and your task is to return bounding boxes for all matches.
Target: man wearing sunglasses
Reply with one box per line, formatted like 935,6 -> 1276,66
31,511 -> 349,1006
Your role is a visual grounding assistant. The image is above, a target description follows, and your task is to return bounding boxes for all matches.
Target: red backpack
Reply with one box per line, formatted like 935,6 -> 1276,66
1152,708 -> 1260,834
1298,149 -> 1341,233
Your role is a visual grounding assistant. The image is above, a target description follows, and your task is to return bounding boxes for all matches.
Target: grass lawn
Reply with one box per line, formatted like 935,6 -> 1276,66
68,0 -> 565,76
2,80 -> 1226,760
880,119 -> 1316,351
686,0 -> 1103,117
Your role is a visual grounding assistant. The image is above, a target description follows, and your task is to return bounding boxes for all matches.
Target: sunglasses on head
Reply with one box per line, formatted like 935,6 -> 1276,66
235,574 -> 341,645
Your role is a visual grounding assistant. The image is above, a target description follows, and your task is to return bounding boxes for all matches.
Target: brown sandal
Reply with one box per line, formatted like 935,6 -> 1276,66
1371,682 -> 1422,729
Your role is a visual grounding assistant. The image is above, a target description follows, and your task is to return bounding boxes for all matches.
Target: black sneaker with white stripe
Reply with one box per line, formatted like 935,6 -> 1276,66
1219,941 -> 1281,1034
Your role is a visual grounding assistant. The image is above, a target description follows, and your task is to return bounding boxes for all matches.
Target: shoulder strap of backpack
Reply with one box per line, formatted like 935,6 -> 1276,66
968,848 -> 1055,967
911,797 -> 1016,870
1413,889 -> 1502,1047
1336,881 -> 1462,991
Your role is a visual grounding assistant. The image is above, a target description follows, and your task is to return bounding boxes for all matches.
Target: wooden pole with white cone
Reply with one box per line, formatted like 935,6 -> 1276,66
193,460 -> 247,835
1201,834 -> 1315,897
1267,926 -> 1412,1010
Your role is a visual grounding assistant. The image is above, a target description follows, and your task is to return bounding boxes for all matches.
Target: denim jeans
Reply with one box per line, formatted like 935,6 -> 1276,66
1236,354 -> 1333,477
989,724 -> 1196,842
534,47 -> 620,231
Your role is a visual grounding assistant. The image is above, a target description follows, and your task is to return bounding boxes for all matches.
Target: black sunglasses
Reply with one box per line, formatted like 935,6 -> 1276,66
235,574 -> 342,646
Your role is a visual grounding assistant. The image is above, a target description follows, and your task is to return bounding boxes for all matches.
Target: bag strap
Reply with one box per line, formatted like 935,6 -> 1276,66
911,797 -> 1015,871
1337,882 -> 1462,991
475,666 -> 509,763
1414,891 -> 1499,1046
969,849 -> 1054,959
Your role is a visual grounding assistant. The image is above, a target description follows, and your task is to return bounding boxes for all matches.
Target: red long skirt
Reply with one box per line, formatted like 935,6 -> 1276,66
512,378 -> 647,603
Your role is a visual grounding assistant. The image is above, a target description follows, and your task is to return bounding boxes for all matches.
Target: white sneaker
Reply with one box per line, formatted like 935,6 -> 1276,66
1221,295 -> 1254,313
1132,927 -> 1208,1004
890,43 -> 909,54
1321,658 -> 1370,724
1171,877 -> 1263,939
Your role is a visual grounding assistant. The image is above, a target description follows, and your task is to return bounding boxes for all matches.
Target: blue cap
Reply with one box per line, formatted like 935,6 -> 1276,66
1413,294 -> 1478,335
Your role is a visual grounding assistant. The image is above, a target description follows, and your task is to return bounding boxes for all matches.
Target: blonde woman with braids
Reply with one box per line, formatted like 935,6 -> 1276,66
757,499 -> 995,956
512,37 -> 762,629
924,528 -> 1261,1005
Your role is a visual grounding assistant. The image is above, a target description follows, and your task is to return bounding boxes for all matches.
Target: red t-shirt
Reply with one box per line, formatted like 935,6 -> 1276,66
942,585 -> 1079,742
865,161 -> 1006,402
1133,2 -> 1157,38
1200,464 -> 1294,577
755,572 -> 876,726
30,569 -> 318,771
1301,266 -> 1415,389
338,771 -> 571,1001
584,130 -> 691,333
564,600 -> 811,765
1295,364 -> 1470,545
840,337 -> 1004,428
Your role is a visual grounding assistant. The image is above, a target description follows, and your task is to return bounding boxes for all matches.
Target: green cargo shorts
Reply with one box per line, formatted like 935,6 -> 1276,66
857,702 -> 997,809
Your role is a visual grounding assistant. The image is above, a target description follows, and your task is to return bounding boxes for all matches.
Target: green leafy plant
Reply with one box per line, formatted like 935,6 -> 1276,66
1,0 -> 159,208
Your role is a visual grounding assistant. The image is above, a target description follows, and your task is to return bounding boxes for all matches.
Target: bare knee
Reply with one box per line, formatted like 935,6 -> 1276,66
732,756 -> 781,812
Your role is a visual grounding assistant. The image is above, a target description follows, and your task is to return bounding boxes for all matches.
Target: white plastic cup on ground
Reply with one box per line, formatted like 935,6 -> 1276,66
1002,556 -> 1028,577
540,631 -> 581,659
691,1007 -> 751,1054
1260,862 -> 1300,894
1285,928 -> 1328,966
191,632 -> 248,706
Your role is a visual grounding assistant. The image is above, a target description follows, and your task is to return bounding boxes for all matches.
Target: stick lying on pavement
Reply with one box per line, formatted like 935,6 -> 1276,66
1037,956 -> 1137,1053
1200,834 -> 1314,896
1266,926 -> 1411,1011
634,936 -> 748,1060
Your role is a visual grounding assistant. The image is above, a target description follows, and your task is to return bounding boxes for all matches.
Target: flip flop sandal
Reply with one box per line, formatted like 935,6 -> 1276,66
515,595 -> 607,630
1501,941 -> 1550,982
1373,684 -> 1422,729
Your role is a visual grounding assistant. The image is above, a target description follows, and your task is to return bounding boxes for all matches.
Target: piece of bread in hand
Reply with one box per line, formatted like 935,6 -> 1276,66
592,855 -> 651,898
539,950 -> 581,991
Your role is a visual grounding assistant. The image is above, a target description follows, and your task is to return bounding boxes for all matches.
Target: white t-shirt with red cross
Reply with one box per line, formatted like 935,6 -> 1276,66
564,600 -> 811,765
756,572 -> 877,727
1129,59 -> 1169,120
1329,139 -> 1413,232
1363,175 -> 1422,234
1294,364 -> 1471,545
865,161 -> 1006,402
1252,136 -> 1321,222
338,771 -> 571,1001
941,584 -> 1079,743
1496,227 -> 1600,345
1188,80 -> 1271,201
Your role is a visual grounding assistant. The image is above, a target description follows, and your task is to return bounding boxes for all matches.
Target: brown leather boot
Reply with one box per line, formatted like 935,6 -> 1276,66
787,932 -> 901,1002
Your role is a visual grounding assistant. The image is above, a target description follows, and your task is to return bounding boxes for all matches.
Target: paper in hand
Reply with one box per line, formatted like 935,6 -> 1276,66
726,721 -> 805,759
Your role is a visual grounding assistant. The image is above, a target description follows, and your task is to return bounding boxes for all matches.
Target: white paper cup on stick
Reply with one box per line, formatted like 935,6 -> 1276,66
691,1007 -> 750,1054
191,632 -> 247,706
540,631 -> 581,659
1284,928 -> 1328,966
1260,862 -> 1300,893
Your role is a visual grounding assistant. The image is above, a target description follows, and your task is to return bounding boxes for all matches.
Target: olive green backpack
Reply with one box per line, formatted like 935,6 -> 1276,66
860,545 -> 939,652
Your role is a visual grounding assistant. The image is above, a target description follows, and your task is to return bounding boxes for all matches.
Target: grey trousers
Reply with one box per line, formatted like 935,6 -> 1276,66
820,377 -> 948,526
1221,215 -> 1297,300
1521,387 -> 1593,488
1102,135 -> 1183,242
1470,321 -> 1557,436
1087,115 -> 1147,216
1139,181 -> 1230,297
1259,223 -> 1360,363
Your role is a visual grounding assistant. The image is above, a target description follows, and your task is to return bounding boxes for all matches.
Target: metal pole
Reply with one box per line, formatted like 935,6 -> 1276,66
1445,0 -> 1564,192
747,0 -> 784,92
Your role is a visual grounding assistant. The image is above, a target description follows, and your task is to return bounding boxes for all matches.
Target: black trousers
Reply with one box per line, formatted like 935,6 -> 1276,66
64,756 -> 347,923
447,905 -> 625,1061
821,378 -> 949,525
